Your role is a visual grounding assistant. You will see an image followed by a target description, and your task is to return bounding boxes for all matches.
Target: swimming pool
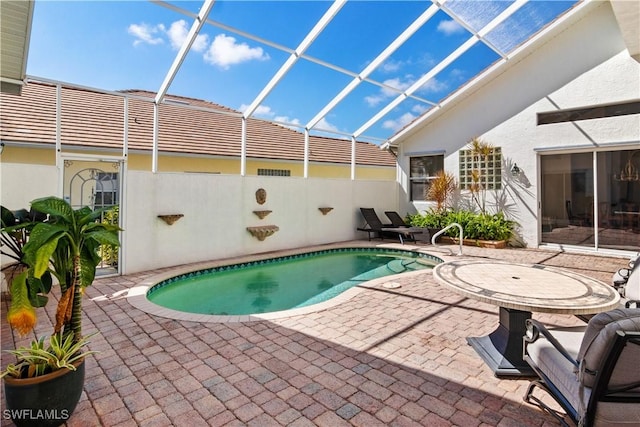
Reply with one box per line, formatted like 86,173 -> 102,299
146,248 -> 441,317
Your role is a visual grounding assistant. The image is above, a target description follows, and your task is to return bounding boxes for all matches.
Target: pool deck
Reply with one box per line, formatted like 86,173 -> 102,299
0,241 -> 633,426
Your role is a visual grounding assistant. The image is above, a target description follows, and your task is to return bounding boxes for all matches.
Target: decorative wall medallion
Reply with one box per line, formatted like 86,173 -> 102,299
255,188 -> 267,205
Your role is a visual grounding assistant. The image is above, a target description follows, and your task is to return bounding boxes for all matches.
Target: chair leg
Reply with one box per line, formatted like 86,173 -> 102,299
523,380 -> 571,427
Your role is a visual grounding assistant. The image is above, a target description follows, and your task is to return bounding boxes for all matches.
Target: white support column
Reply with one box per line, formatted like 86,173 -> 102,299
122,97 -> 129,159
304,129 -> 310,178
593,151 -> 599,250
351,136 -> 356,181
56,84 -> 63,196
241,117 -> 247,176
152,103 -> 159,173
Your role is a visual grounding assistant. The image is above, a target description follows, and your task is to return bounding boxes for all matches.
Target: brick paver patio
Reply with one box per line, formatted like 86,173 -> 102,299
0,242 -> 631,426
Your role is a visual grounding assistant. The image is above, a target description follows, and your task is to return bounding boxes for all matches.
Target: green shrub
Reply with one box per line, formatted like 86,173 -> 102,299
408,210 -> 515,242
466,212 -> 515,241
408,209 -> 447,229
100,206 -> 119,267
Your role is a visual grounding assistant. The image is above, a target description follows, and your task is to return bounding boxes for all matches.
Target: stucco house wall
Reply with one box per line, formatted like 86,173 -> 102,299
395,1 -> 640,248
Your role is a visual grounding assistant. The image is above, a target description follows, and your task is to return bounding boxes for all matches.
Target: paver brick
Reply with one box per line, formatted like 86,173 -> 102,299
2,244 -> 616,427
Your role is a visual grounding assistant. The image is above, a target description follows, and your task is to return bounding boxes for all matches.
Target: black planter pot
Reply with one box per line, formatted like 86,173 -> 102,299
3,359 -> 85,427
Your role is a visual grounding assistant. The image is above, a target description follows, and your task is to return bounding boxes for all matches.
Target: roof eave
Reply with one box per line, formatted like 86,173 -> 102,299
0,0 -> 35,95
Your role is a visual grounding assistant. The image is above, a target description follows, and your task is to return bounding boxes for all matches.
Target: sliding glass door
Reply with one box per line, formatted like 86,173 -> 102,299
541,149 -> 639,251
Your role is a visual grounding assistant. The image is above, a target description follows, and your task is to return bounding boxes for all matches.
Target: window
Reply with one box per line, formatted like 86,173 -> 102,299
258,168 -> 291,177
409,155 -> 444,201
94,172 -> 119,208
459,147 -> 502,190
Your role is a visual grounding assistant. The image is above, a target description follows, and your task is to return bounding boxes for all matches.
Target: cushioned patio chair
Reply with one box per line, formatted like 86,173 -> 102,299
523,308 -> 640,426
611,254 -> 640,308
357,208 -> 423,244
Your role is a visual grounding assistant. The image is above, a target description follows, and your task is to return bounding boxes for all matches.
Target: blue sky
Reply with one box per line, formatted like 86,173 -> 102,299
27,0 -> 578,143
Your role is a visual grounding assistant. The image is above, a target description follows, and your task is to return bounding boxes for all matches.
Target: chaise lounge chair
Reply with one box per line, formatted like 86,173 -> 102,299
523,308 -> 640,426
384,211 -> 411,227
357,208 -> 423,244
385,211 -> 441,243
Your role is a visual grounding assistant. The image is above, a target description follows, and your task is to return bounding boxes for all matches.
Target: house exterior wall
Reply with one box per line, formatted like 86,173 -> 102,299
0,144 -> 394,186
0,144 -> 399,280
396,1 -> 640,248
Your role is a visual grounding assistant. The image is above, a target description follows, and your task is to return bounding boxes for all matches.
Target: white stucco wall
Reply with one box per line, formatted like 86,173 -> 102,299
0,162 -> 58,291
0,163 -> 58,210
122,171 -> 399,274
0,158 -> 398,279
395,1 -> 640,247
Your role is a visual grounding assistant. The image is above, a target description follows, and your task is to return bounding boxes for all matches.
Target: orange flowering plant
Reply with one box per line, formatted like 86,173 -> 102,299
1,206 -> 52,336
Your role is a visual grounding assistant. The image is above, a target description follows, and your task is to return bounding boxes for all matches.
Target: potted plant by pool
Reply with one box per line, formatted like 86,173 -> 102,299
1,197 -> 120,427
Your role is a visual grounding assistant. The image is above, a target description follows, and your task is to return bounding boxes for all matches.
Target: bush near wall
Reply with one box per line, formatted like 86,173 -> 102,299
100,206 -> 119,266
408,210 -> 516,242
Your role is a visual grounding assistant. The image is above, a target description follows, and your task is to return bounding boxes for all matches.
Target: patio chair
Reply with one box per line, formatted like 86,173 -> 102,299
384,211 -> 440,243
612,254 -> 639,307
384,211 -> 410,227
523,308 -> 640,426
357,208 -> 423,244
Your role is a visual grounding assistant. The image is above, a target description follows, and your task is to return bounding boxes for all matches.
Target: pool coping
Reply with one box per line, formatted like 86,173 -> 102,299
125,241 -> 453,323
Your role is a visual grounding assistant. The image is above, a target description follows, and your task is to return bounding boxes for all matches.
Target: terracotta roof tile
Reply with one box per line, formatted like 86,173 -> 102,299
1,81 -> 394,167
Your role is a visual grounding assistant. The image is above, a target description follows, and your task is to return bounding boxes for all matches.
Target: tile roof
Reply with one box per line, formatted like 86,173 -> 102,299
0,81 -> 395,167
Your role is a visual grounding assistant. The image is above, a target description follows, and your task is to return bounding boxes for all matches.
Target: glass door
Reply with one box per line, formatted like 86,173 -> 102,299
63,158 -> 122,275
596,150 -> 640,251
541,150 -> 640,252
540,152 -> 594,248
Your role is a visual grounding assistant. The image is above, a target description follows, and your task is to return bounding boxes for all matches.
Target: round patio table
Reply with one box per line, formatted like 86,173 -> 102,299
433,259 -> 620,377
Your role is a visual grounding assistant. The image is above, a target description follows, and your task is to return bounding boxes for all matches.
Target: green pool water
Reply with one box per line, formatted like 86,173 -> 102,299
147,248 -> 440,316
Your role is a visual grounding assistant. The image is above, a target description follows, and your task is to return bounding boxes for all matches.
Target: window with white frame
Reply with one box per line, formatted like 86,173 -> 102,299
459,147 -> 502,190
409,155 -> 444,201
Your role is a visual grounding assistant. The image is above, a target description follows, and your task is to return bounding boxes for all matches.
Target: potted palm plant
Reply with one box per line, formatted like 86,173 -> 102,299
1,196 -> 120,427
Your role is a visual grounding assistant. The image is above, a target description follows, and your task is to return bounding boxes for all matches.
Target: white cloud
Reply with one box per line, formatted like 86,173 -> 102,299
128,23 -> 165,46
382,112 -> 416,131
204,34 -> 269,70
419,77 -> 448,94
239,104 -> 302,129
239,104 -> 275,118
364,94 -> 385,107
437,19 -> 465,36
166,20 -> 209,52
380,59 -> 404,73
274,115 -> 301,127
365,76 -> 413,107
412,104 -> 428,114
381,77 -> 412,96
313,117 -> 339,133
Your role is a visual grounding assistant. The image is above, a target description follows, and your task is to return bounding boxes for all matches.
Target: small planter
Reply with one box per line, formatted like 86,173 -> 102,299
439,236 -> 507,249
3,359 -> 85,427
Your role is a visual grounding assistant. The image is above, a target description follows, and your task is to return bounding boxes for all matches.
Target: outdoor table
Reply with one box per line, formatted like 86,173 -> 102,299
433,259 -> 620,377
